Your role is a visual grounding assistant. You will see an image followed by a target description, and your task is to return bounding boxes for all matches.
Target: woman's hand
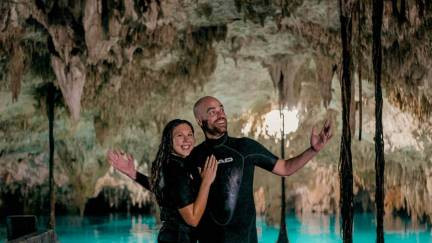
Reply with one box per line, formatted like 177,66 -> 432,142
200,155 -> 218,185
107,149 -> 137,180
179,154 -> 218,227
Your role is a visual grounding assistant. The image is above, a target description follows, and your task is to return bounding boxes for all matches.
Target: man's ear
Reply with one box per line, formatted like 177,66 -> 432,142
196,118 -> 203,127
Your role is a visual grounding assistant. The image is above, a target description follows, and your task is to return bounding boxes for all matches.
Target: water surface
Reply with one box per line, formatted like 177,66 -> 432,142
1,213 -> 431,242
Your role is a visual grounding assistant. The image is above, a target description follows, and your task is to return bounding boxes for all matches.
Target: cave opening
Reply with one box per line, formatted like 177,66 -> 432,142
83,187 -> 153,216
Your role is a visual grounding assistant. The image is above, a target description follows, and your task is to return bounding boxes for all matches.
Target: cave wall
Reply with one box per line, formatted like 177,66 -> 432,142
0,0 -> 431,223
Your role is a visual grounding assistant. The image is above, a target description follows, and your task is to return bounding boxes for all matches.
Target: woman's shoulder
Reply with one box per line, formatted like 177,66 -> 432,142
164,155 -> 189,175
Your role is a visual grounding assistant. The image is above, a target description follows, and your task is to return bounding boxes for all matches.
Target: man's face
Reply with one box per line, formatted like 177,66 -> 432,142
197,98 -> 227,137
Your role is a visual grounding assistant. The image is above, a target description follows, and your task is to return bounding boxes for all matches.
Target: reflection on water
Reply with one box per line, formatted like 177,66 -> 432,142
296,213 -> 335,235
129,214 -> 158,241
257,213 -> 431,243
50,214 -> 159,243
0,213 -> 431,242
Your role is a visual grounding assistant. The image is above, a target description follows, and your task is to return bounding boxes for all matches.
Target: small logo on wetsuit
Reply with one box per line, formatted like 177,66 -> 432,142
217,157 -> 234,164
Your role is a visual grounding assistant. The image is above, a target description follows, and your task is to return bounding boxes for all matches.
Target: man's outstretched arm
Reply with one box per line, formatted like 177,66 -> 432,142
272,120 -> 333,176
272,148 -> 318,176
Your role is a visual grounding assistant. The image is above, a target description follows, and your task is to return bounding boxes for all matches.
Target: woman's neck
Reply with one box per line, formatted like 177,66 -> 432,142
171,152 -> 187,158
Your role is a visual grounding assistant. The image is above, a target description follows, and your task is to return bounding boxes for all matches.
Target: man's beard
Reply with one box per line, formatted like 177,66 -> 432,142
202,119 -> 227,137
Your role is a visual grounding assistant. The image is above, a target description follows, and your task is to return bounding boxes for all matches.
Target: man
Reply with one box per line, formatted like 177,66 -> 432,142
188,96 -> 332,243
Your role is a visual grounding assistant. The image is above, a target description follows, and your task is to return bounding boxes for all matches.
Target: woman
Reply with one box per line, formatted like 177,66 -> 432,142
107,119 -> 217,243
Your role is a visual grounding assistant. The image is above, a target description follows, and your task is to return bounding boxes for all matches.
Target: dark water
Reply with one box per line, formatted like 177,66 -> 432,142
1,213 -> 431,242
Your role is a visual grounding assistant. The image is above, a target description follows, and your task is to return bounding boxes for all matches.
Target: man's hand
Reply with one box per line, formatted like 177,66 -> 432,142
272,120 -> 333,176
107,149 -> 137,180
310,120 -> 333,152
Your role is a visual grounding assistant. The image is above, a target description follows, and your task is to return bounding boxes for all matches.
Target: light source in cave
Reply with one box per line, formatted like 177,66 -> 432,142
242,108 -> 299,141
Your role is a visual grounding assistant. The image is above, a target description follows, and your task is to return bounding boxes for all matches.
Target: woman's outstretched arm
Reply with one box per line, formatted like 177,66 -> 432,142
107,149 -> 151,191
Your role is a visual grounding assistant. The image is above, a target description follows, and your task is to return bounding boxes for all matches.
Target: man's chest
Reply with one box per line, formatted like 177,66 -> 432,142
190,145 -> 255,225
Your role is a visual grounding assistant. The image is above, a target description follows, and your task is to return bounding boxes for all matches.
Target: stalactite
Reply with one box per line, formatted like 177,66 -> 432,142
267,58 -> 302,110
416,0 -> 425,18
349,68 -> 356,137
276,109 -> 289,243
46,82 -> 55,229
338,0 -> 354,242
315,56 -> 334,108
392,0 -> 407,24
280,0 -> 289,18
400,0 -> 407,23
51,55 -> 86,122
372,0 -> 385,241
357,1 -> 363,141
392,0 -> 400,18
8,39 -> 25,102
358,63 -> 362,141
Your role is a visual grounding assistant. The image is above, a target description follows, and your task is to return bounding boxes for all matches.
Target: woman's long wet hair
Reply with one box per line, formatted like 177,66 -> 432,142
150,119 -> 194,203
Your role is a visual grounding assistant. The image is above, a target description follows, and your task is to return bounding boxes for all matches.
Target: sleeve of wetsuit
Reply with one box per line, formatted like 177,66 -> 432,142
243,138 -> 279,172
166,164 -> 195,209
135,172 -> 151,191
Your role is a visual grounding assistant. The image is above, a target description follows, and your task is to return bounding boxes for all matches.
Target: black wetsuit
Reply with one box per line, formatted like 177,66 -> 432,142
136,154 -> 198,243
188,133 -> 279,243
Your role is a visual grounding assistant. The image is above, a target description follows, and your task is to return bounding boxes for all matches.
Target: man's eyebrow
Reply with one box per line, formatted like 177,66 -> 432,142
206,106 -> 216,113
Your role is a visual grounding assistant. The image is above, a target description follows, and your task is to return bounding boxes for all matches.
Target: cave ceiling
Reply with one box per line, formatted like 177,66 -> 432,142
0,0 -> 432,218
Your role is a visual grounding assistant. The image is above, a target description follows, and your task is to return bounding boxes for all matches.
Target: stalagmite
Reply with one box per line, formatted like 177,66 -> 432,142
338,0 -> 354,242
372,0 -> 385,241
277,109 -> 289,243
1,0 -> 432,229
46,82 -> 56,229
358,65 -> 362,141
356,1 -> 364,141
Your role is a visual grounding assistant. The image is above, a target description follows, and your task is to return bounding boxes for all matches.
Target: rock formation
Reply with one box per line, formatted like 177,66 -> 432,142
0,0 -> 431,224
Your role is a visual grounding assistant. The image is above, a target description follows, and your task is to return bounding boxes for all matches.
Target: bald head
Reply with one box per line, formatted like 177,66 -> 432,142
193,96 -> 220,119
193,96 -> 227,139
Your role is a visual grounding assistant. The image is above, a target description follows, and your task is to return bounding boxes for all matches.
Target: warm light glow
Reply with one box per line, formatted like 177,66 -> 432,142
242,108 -> 299,141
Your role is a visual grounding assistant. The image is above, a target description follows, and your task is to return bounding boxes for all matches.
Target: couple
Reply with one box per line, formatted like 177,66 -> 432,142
107,96 -> 333,243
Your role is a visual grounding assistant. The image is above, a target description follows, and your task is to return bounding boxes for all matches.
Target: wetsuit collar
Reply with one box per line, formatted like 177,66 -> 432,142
205,132 -> 228,148
168,153 -> 186,165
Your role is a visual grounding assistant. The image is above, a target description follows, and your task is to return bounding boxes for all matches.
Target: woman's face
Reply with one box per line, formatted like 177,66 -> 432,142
172,123 -> 195,158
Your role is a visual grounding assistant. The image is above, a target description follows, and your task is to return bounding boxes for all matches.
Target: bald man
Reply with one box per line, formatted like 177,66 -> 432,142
188,96 -> 332,243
